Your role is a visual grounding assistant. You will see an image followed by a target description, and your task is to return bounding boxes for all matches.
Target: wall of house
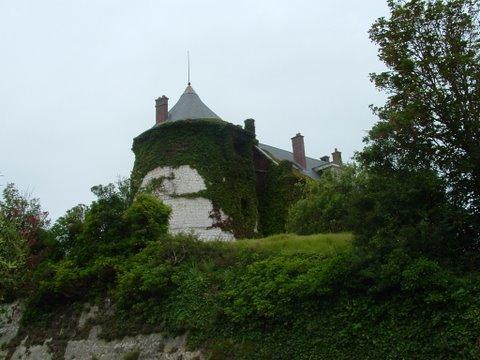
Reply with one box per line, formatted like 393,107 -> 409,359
141,165 -> 234,241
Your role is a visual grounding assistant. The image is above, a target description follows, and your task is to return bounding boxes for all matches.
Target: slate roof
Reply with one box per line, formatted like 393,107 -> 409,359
257,143 -> 331,179
166,85 -> 221,122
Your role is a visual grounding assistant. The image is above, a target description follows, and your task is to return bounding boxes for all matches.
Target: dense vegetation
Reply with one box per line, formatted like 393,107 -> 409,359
257,160 -> 305,235
1,179 -> 479,359
286,165 -> 360,235
2,0 -> 480,358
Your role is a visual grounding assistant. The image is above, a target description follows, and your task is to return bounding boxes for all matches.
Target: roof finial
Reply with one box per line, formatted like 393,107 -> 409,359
187,50 -> 191,86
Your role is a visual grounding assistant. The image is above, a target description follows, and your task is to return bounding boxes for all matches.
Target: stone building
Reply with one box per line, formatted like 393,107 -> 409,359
131,83 -> 342,241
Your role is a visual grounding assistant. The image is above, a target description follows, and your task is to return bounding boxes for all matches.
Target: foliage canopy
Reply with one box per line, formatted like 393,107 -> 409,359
364,0 -> 480,235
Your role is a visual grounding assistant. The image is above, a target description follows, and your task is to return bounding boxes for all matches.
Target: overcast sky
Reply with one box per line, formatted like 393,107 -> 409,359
0,0 -> 389,220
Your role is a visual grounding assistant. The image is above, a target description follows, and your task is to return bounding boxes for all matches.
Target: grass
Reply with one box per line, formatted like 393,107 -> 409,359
234,232 -> 353,256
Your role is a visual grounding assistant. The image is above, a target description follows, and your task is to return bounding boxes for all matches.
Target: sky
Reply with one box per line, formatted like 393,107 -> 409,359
0,0 -> 389,221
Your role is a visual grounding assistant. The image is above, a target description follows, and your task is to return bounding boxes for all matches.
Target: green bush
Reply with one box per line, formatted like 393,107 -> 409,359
222,254 -> 333,322
124,193 -> 171,241
349,169 -> 473,262
286,165 -> 360,235
114,233 -> 243,325
19,217 -> 480,359
14,177 -> 480,359
25,181 -> 171,318
110,237 -> 480,359
50,204 -> 87,258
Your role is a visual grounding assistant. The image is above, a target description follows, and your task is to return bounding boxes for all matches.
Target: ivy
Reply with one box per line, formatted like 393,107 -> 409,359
131,119 -> 259,238
257,161 -> 305,236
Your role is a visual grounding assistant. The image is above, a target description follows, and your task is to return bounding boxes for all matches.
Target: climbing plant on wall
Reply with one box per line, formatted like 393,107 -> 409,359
257,161 -> 305,236
131,119 -> 258,238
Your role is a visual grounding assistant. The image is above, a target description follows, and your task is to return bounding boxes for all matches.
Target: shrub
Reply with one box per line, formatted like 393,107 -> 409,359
124,193 -> 171,241
286,165 -> 360,234
349,169 -> 473,262
25,181 -> 172,317
114,233 -> 239,324
223,254 -> 334,322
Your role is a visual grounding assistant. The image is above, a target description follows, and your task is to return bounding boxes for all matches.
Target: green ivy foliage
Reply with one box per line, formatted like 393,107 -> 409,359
131,119 -> 258,238
257,161 -> 305,236
110,237 -> 480,359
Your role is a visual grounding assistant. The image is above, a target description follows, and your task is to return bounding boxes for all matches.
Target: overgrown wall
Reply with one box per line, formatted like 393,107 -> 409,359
257,160 -> 305,236
131,119 -> 258,238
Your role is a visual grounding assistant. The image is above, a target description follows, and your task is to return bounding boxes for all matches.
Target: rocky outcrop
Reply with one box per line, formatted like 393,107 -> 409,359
0,303 -> 203,360
64,327 -> 200,360
0,302 -> 22,349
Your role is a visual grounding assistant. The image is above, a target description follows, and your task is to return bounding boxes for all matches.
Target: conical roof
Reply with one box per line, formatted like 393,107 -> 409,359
166,85 -> 221,122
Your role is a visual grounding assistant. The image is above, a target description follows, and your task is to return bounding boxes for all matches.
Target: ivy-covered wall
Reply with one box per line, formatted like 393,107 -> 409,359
257,160 -> 305,236
131,119 -> 258,238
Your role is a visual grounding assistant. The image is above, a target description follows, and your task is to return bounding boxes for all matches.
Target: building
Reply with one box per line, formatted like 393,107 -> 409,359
131,83 -> 342,240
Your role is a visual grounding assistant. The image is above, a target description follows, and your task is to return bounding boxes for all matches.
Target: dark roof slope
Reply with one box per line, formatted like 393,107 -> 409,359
257,143 -> 329,179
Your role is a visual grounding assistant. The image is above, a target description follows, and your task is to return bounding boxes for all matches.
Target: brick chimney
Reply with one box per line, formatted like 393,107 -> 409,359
332,148 -> 342,166
291,133 -> 307,169
155,95 -> 169,125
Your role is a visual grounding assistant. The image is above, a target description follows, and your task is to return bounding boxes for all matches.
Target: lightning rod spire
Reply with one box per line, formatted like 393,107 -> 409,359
187,51 -> 191,85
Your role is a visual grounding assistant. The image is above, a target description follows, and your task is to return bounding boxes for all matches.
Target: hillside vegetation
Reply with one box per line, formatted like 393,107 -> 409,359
2,0 -> 480,359
2,178 -> 480,359
1,181 -> 478,359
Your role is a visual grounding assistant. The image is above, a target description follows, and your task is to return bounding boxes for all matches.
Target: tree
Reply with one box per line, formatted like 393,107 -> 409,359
0,213 -> 28,302
0,183 -> 49,301
51,204 -> 87,257
362,0 -> 480,235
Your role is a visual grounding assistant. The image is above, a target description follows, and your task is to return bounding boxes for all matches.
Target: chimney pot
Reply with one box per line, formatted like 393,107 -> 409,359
291,133 -> 307,169
155,95 -> 169,125
244,118 -> 256,136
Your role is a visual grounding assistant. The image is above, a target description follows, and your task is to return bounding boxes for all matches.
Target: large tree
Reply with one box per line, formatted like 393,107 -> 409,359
361,0 -> 480,231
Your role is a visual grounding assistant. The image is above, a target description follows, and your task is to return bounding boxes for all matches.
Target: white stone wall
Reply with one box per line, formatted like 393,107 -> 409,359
0,302 -> 22,349
141,165 -> 235,241
0,302 -> 22,359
